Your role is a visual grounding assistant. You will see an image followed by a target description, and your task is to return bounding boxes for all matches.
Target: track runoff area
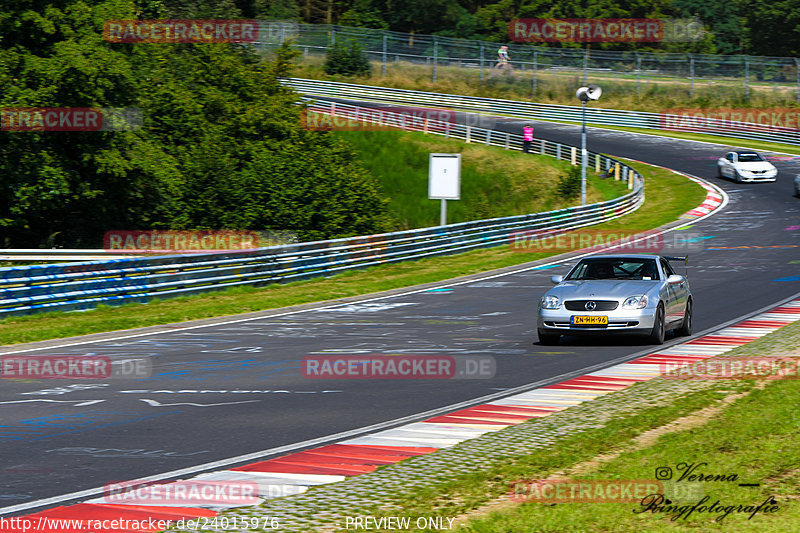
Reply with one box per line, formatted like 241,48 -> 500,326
1,103 -> 800,531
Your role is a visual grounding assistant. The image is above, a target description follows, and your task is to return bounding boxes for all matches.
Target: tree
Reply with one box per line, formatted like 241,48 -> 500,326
1,1 -> 393,247
736,0 -> 800,57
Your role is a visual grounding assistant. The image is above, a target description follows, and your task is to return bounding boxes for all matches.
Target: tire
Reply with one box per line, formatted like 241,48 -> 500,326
646,304 -> 666,345
734,169 -> 742,183
677,298 -> 693,336
716,164 -> 723,178
538,330 -> 560,345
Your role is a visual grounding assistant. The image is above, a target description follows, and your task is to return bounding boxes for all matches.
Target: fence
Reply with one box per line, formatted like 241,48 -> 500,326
0,106 -> 642,317
287,77 -> 800,146
258,21 -> 800,102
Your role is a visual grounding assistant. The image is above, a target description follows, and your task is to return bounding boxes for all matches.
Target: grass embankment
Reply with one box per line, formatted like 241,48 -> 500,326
356,321 -> 800,532
291,56 -> 800,155
332,129 -> 622,229
0,159 -> 702,346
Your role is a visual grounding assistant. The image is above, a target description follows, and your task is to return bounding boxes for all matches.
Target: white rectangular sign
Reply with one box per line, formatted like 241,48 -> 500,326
428,153 -> 461,200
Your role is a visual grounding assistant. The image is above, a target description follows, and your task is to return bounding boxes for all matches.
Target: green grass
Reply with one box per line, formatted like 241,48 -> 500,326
332,129 -> 624,229
328,321 -> 800,532
0,160 -> 703,346
456,323 -> 800,533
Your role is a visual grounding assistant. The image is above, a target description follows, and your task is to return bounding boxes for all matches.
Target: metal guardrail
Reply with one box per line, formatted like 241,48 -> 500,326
0,106 -> 643,317
0,250 -> 147,262
286,77 -> 800,146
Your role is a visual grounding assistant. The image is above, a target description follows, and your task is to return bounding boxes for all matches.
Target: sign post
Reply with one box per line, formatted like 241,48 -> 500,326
428,153 -> 461,226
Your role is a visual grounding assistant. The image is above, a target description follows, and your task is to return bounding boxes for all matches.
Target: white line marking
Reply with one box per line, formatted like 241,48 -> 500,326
139,399 -> 262,407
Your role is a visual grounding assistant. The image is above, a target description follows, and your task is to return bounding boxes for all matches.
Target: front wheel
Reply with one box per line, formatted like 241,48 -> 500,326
677,299 -> 693,336
538,330 -> 560,345
646,304 -> 665,345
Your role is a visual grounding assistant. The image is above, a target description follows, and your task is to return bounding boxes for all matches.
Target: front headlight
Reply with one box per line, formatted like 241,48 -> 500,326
622,295 -> 648,309
541,295 -> 561,309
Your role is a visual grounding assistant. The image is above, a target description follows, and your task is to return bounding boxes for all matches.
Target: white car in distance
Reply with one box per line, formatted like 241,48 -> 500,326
717,151 -> 777,183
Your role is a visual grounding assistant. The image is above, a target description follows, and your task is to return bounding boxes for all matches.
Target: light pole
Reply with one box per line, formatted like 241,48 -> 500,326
576,84 -> 602,206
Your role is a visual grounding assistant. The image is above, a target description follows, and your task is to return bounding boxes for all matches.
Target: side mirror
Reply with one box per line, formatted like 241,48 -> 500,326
551,275 -> 563,284
667,274 -> 684,284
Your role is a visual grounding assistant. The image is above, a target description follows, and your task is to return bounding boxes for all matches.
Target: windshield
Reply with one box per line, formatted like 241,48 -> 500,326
566,258 -> 660,281
737,153 -> 765,162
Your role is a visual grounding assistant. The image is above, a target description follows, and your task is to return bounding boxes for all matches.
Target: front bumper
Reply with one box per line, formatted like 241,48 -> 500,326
537,307 -> 658,335
739,170 -> 777,182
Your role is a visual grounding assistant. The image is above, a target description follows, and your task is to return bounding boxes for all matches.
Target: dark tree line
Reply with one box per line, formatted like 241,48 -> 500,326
1,0 -> 393,247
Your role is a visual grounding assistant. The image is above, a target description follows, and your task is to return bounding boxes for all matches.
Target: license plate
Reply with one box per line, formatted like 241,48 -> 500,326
571,315 -> 608,325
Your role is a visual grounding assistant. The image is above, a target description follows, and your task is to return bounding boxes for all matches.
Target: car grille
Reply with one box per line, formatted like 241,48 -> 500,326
564,300 -> 619,311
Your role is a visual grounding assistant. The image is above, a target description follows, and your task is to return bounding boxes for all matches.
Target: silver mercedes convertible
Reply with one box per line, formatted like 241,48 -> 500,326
537,255 -> 692,345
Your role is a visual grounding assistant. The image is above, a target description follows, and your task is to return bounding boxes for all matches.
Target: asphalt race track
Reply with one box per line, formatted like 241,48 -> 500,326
2,103 -> 800,513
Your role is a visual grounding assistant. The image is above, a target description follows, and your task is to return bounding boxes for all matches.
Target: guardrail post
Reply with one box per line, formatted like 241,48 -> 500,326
571,146 -> 577,165
382,33 -> 387,77
485,130 -> 491,145
615,163 -> 620,180
744,57 -> 750,100
627,168 -> 633,189
466,125 -> 471,143
480,43 -> 485,81
539,139 -> 545,154
505,132 -> 510,149
433,37 -> 438,83
583,46 -> 589,85
424,117 -> 429,133
796,58 -> 800,102
556,144 -> 561,160
595,154 -> 600,173
635,53 -> 641,95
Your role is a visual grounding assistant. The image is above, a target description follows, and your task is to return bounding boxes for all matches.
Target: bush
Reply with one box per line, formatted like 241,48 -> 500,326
556,165 -> 582,199
323,40 -> 371,76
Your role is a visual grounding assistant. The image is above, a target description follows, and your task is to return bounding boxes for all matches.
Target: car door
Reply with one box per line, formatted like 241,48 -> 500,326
661,259 -> 686,324
719,152 -> 735,177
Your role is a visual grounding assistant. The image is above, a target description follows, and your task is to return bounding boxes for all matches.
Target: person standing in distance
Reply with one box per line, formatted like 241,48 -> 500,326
495,45 -> 510,70
522,124 -> 534,153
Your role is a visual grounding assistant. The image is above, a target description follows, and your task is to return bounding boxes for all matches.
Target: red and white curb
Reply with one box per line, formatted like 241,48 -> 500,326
681,179 -> 724,218
8,299 -> 800,532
